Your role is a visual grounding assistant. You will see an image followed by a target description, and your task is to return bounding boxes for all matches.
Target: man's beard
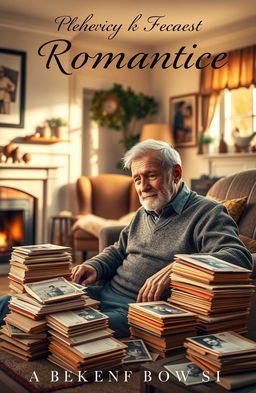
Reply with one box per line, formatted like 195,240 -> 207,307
140,186 -> 173,212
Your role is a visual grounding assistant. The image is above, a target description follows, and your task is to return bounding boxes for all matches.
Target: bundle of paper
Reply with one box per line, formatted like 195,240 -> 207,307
46,309 -> 126,372
169,254 -> 254,334
128,301 -> 196,357
1,244 -> 97,362
46,308 -> 109,335
9,293 -> 88,319
48,337 -> 127,375
0,312 -> 48,360
8,244 -> 72,291
184,331 -> 256,390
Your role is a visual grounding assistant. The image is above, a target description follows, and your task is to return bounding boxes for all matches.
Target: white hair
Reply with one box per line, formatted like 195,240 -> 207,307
122,139 -> 182,170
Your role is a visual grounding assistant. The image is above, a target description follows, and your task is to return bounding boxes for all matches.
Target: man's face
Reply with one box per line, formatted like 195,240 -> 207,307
131,151 -> 176,215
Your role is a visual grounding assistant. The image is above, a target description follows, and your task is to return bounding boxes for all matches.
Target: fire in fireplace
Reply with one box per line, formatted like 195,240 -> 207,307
0,187 -> 36,263
0,210 -> 24,256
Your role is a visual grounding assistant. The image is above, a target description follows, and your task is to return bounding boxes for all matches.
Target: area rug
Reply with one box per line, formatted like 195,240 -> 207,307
0,351 -> 141,393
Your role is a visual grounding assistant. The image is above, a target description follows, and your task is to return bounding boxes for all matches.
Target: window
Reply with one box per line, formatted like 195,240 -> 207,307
209,85 -> 256,149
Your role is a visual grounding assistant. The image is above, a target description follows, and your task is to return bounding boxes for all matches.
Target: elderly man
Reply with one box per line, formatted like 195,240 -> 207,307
71,139 -> 252,337
0,140 -> 252,336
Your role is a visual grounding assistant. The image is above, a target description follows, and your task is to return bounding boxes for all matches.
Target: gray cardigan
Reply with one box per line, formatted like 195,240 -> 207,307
85,191 -> 252,300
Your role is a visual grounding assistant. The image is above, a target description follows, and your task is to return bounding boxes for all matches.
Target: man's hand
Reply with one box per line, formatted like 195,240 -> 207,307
71,264 -> 97,286
136,264 -> 173,303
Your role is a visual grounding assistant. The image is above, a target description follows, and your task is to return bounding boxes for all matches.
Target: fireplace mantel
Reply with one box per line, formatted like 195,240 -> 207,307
199,153 -> 256,177
0,164 -> 59,169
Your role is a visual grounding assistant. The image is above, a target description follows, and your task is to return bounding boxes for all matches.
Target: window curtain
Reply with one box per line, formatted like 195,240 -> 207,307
200,45 -> 256,133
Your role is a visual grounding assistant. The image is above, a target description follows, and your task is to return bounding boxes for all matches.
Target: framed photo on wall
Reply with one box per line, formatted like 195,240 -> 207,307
0,48 -> 26,128
170,93 -> 198,148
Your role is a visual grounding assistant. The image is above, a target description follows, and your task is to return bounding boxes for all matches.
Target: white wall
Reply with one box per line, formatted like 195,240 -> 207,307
68,38 -> 153,212
0,26 -> 71,226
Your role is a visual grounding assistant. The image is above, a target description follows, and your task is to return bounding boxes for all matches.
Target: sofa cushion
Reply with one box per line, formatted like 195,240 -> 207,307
207,196 -> 248,222
207,170 -> 256,239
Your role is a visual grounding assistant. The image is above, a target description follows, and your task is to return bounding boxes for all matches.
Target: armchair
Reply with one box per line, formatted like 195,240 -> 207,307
73,174 -> 140,255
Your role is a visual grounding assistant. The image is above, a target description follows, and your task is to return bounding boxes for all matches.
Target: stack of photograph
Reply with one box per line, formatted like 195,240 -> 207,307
0,311 -> 48,360
9,277 -> 88,319
8,244 -> 72,293
46,308 -> 127,375
128,301 -> 196,357
0,276 -> 86,360
169,254 -> 254,334
184,331 -> 256,390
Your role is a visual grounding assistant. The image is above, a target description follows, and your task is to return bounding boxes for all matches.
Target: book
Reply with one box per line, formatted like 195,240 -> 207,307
4,312 -> 47,333
10,252 -> 72,264
12,244 -> 71,255
46,307 -> 109,332
186,331 -> 256,356
128,301 -> 196,357
48,328 -> 114,346
169,255 -> 254,334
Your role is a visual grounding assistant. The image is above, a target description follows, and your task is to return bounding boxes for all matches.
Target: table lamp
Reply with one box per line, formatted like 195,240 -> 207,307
140,124 -> 174,145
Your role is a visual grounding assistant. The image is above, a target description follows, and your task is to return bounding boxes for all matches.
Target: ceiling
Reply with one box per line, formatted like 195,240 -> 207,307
0,0 -> 255,48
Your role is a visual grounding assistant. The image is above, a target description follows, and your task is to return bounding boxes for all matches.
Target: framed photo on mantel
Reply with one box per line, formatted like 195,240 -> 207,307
0,48 -> 26,128
170,93 -> 198,148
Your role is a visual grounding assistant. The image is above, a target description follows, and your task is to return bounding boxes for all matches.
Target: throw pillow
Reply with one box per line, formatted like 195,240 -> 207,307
207,195 -> 247,222
239,234 -> 256,253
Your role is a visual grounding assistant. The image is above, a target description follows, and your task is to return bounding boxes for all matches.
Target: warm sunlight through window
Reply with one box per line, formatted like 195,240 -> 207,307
209,86 -> 256,148
89,121 -> 99,176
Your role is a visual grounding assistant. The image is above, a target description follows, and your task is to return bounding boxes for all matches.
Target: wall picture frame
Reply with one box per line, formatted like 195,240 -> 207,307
0,48 -> 26,128
170,93 -> 198,148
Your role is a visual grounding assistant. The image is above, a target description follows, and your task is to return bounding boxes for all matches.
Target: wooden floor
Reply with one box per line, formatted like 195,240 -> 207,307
0,275 -> 9,296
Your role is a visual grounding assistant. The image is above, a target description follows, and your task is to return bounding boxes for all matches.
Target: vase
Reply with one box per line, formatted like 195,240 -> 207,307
219,134 -> 228,153
202,144 -> 210,154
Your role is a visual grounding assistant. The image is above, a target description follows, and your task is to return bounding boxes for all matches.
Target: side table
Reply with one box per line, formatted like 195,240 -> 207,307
50,215 -> 75,251
140,353 -> 256,393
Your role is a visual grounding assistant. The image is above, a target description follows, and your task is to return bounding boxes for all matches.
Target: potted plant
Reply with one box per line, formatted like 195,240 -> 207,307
46,117 -> 67,138
198,132 -> 214,154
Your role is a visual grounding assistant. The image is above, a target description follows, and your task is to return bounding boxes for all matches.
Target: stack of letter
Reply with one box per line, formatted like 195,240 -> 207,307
46,309 -> 127,375
169,254 -> 254,334
128,301 -> 196,357
8,244 -> 73,293
0,311 -> 48,360
9,277 -> 89,319
0,275 -> 87,360
0,243 -> 99,361
184,331 -> 256,390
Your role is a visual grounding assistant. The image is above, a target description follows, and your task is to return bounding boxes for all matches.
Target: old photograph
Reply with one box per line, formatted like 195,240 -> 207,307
164,362 -> 214,385
188,334 -> 244,353
135,301 -> 189,317
47,307 -> 108,327
24,277 -> 83,303
190,255 -> 241,270
122,339 -> 152,363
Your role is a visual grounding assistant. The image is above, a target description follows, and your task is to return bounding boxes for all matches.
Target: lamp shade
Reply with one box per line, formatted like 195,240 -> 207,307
140,124 -> 174,145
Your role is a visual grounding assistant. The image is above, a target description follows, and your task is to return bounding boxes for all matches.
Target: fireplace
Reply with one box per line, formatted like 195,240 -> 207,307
0,187 -> 36,263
